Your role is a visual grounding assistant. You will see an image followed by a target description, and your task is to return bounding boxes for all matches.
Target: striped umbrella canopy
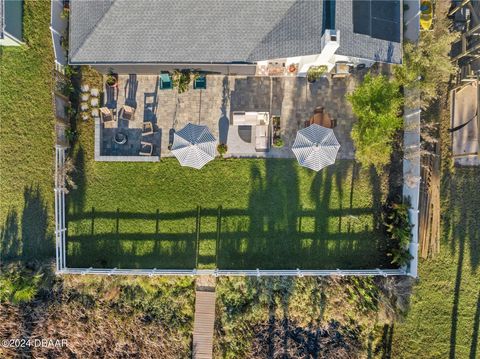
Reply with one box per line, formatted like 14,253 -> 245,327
171,123 -> 217,169
292,124 -> 340,172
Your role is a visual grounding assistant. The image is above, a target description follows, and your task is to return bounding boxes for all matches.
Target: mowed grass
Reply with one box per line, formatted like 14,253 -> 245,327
392,167 -> 480,359
0,1 -> 55,261
67,118 -> 392,270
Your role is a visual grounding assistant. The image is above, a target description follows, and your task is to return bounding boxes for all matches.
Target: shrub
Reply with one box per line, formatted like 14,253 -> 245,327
172,69 -> 192,94
0,266 -> 44,304
217,143 -> 228,156
106,75 -> 117,87
393,28 -> 457,109
307,65 -> 328,82
60,8 -> 69,19
273,137 -> 284,147
383,198 -> 413,267
347,74 -> 403,172
64,65 -> 77,78
61,81 -> 74,96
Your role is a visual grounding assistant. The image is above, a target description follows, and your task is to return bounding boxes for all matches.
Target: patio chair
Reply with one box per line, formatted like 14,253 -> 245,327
100,107 -> 114,122
142,122 -> 154,136
159,73 -> 173,90
119,105 -> 135,121
193,75 -> 206,90
139,141 -> 153,156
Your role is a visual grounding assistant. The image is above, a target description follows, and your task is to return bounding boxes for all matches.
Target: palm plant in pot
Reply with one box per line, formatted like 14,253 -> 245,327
217,143 -> 228,157
307,65 -> 328,83
106,70 -> 118,88
172,69 -> 192,94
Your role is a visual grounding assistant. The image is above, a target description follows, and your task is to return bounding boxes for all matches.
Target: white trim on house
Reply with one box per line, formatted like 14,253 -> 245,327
0,30 -> 23,46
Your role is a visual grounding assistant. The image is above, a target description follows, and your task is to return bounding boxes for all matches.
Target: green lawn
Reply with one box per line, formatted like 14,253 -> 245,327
67,116 -> 393,270
0,1 -> 55,262
392,167 -> 480,359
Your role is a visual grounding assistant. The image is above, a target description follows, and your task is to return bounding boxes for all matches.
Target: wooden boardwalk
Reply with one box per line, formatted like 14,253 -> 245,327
192,281 -> 216,359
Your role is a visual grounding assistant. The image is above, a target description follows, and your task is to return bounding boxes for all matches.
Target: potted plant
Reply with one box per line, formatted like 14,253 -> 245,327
172,69 -> 192,94
106,72 -> 118,88
273,137 -> 284,148
61,7 -> 69,19
60,33 -> 68,53
287,63 -> 297,74
307,65 -> 328,83
217,143 -> 228,157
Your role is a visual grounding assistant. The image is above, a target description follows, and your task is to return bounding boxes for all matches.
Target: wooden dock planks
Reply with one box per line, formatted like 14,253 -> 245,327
192,288 -> 216,359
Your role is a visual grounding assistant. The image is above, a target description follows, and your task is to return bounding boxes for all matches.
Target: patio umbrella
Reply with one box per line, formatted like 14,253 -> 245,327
171,123 -> 216,169
292,124 -> 340,172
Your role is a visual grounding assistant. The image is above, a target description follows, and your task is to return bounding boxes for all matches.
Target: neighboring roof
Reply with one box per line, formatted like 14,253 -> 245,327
70,0 -> 402,65
1,0 -> 23,41
336,0 -> 402,63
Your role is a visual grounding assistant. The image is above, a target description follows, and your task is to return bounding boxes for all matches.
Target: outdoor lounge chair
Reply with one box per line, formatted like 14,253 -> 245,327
142,122 -> 154,136
139,141 -> 153,156
100,107 -> 114,122
120,105 -> 135,121
159,73 -> 173,90
193,75 -> 206,89
255,125 -> 269,152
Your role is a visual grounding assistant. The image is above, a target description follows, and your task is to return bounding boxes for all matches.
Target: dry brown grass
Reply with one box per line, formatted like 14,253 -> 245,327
214,276 -> 413,359
0,273 -> 195,359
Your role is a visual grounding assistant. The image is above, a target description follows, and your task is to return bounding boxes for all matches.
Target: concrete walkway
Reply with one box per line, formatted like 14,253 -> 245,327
192,277 -> 216,359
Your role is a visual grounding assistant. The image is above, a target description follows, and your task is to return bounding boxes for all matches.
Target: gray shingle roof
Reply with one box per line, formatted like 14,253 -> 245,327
70,0 -> 401,65
336,0 -> 402,63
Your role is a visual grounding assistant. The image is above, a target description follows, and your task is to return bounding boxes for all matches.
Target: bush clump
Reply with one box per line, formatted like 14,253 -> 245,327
217,143 -> 228,156
347,74 -> 403,173
307,65 -> 328,82
383,198 -> 414,266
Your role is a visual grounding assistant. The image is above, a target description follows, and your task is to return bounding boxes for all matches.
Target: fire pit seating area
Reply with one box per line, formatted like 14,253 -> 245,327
232,111 -> 270,152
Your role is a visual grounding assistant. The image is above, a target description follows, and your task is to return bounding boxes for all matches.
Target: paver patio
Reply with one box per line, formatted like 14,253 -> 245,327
100,74 -> 360,159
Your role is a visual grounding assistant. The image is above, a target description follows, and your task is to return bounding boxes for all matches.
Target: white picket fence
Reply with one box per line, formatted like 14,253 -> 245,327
59,268 -> 407,277
54,146 -> 67,272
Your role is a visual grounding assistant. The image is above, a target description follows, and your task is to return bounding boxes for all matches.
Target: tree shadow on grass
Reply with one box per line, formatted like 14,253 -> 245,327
0,208 -> 21,261
21,185 -> 52,261
69,145 -> 86,215
448,168 -> 480,359
470,289 -> 480,359
378,323 -> 394,359
309,167 -> 329,261
0,186 -> 52,264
